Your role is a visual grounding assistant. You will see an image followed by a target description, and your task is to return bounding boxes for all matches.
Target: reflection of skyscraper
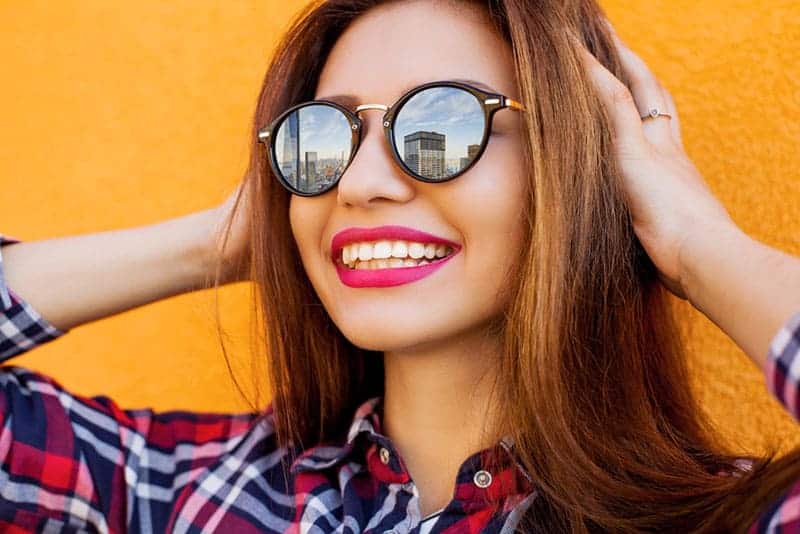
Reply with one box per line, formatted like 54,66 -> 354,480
403,131 -> 445,179
281,113 -> 300,186
456,143 -> 481,172
304,151 -> 318,184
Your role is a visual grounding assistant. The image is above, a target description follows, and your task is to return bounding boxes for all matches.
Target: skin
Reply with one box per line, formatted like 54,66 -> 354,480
2,0 -> 798,522
576,26 -> 800,372
283,0 -> 800,519
288,0 -> 525,516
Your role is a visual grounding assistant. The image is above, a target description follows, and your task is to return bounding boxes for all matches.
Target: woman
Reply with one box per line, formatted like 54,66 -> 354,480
1,0 -> 799,532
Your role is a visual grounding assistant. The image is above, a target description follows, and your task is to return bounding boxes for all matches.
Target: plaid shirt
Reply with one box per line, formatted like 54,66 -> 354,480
0,233 -> 799,533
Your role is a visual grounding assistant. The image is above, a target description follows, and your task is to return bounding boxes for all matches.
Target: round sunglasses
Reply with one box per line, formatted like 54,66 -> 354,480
256,80 -> 526,197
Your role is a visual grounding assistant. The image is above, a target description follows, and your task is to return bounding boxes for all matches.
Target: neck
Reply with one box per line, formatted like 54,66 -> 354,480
381,325 -> 503,516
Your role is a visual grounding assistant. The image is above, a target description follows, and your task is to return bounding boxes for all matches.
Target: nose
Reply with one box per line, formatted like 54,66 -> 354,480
335,106 -> 415,208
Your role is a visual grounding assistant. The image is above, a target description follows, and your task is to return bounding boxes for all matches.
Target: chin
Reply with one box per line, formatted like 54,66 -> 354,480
331,313 -> 445,352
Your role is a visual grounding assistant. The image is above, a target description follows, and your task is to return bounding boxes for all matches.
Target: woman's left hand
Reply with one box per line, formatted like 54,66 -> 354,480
576,22 -> 737,300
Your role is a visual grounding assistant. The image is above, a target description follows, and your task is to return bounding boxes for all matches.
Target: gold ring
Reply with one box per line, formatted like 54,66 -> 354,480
641,108 -> 672,121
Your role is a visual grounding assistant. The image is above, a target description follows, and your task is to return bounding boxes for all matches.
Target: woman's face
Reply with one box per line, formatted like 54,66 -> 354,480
289,0 -> 526,352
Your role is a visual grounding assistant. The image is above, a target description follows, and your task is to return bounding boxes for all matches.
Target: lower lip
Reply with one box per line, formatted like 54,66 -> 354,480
334,252 -> 458,288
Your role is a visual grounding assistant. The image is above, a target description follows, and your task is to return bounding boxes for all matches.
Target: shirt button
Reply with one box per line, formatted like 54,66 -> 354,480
379,447 -> 391,465
473,469 -> 493,488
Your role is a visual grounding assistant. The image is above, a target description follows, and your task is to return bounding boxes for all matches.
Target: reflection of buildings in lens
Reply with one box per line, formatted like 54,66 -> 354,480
313,150 -> 347,189
456,144 -> 481,173
281,113 -> 300,187
403,131 -> 446,179
304,151 -> 318,187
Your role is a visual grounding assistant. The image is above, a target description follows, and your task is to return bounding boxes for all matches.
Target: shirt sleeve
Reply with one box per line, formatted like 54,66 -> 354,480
0,234 -> 262,531
763,309 -> 800,421
746,309 -> 800,533
0,365 -> 260,532
0,234 -> 68,360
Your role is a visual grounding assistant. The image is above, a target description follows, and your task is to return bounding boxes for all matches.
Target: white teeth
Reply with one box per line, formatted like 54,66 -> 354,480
340,239 -> 456,269
391,241 -> 408,258
351,258 -> 433,270
358,243 -> 373,261
373,240 -> 392,259
408,242 -> 425,259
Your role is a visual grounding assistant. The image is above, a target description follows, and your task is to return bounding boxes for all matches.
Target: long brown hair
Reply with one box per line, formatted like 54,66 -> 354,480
212,0 -> 800,531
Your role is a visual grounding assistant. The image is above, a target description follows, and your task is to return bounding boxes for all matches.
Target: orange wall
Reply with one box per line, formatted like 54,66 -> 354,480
1,1 -> 798,455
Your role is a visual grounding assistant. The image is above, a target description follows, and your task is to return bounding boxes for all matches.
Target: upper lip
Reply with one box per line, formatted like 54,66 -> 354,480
330,225 -> 461,261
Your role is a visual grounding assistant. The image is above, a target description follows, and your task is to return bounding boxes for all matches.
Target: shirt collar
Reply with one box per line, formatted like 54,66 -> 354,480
289,396 -> 536,505
289,396 -> 384,474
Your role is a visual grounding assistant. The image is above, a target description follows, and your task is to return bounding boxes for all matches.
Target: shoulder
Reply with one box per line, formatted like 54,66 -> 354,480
163,403 -> 300,533
0,364 -> 291,532
765,309 -> 800,420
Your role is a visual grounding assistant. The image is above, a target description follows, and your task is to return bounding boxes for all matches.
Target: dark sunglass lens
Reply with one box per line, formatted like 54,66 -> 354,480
392,86 -> 485,181
273,104 -> 353,194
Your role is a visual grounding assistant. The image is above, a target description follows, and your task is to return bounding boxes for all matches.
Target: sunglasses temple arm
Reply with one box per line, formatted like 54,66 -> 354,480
504,97 -> 525,111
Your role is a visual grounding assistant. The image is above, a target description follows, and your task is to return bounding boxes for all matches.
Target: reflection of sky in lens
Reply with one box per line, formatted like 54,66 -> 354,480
394,87 -> 484,159
275,105 -> 352,163
299,106 -> 351,158
274,87 -> 484,174
273,105 -> 353,192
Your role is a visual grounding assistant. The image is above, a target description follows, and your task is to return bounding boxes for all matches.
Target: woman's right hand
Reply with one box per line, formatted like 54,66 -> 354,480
210,181 -> 252,284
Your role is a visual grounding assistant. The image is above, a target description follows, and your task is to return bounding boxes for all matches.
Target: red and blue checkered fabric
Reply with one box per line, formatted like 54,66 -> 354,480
0,234 -> 536,533
2,232 -> 800,533
750,309 -> 800,533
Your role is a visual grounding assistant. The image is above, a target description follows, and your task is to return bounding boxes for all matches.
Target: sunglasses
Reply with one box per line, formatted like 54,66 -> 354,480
257,80 -> 526,197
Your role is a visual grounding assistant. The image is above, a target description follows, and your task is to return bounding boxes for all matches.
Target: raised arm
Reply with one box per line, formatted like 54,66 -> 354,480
679,223 -> 800,372
574,24 -> 800,374
0,184 -> 268,531
1,184 -> 251,334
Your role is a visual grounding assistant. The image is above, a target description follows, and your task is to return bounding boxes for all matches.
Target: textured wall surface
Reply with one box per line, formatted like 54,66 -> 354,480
1,1 -> 798,455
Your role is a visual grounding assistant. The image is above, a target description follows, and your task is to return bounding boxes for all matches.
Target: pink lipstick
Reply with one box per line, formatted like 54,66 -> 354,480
331,225 -> 461,288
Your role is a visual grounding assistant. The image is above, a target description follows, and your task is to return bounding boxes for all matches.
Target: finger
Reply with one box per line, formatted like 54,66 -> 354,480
604,22 -> 674,147
572,37 -> 646,150
661,85 -> 684,150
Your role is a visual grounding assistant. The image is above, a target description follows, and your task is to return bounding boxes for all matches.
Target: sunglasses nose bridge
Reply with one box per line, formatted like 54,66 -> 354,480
353,103 -> 390,127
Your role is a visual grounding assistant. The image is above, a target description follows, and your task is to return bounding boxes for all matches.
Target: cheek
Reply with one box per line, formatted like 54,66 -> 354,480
458,142 -> 526,245
289,197 -> 325,269
288,198 -> 305,251
451,142 -> 527,294
289,196 -> 343,310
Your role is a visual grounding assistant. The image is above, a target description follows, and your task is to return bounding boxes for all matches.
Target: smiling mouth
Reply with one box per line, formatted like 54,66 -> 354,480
337,240 -> 456,270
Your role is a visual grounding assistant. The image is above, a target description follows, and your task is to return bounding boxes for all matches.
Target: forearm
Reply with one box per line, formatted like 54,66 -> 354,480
680,222 -> 800,371
1,208 -> 222,332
